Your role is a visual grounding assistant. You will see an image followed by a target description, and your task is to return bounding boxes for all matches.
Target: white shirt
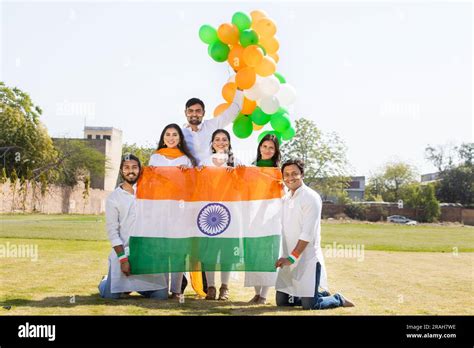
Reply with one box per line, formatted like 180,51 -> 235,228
105,185 -> 167,293
182,90 -> 243,165
148,153 -> 193,167
275,183 -> 328,297
201,153 -> 243,167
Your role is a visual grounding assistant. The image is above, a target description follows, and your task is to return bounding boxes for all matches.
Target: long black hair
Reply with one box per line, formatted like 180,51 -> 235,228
210,129 -> 235,167
157,123 -> 197,167
255,134 -> 281,167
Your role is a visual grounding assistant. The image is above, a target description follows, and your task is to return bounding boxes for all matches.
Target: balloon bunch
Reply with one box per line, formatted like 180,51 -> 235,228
198,10 -> 297,143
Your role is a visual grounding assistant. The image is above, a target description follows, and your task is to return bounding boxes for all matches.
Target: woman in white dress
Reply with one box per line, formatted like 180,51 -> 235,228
245,133 -> 282,305
201,129 -> 244,301
149,123 -> 197,299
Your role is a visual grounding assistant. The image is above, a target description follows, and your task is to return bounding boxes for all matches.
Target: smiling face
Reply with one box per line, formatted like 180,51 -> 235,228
282,164 -> 304,192
260,140 -> 276,160
185,103 -> 205,126
163,127 -> 180,148
121,160 -> 140,185
212,132 -> 230,153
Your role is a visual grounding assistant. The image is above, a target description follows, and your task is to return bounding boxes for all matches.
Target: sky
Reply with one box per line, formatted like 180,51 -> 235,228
1,0 -> 472,178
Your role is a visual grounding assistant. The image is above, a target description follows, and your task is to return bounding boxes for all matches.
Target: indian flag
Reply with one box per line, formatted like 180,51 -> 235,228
129,166 -> 283,275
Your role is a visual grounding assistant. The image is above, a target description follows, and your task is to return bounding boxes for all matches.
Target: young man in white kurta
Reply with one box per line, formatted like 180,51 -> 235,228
275,159 -> 354,310
182,91 -> 243,165
98,155 -> 168,299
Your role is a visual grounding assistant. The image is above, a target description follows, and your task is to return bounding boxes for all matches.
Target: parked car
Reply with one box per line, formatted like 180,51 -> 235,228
387,215 -> 417,225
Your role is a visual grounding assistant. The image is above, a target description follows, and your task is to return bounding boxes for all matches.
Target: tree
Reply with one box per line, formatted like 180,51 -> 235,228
280,118 -> 350,196
53,139 -> 107,187
437,166 -> 473,206
400,183 -> 440,222
425,142 -> 474,205
0,82 -> 57,179
366,162 -> 418,202
122,142 -> 156,166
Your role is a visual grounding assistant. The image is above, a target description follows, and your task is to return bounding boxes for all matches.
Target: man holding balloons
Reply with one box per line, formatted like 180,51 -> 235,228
182,93 -> 243,166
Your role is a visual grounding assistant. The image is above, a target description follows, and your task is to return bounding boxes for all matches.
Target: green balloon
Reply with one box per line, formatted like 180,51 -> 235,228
233,116 -> 253,139
250,107 -> 271,125
209,41 -> 230,62
281,126 -> 296,140
271,113 -> 291,133
232,12 -> 251,31
273,107 -> 288,118
199,25 -> 218,44
239,29 -> 259,47
258,130 -> 282,144
274,72 -> 286,84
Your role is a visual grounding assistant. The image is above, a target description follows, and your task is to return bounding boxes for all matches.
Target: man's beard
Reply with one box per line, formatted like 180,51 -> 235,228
122,174 -> 138,185
188,118 -> 202,126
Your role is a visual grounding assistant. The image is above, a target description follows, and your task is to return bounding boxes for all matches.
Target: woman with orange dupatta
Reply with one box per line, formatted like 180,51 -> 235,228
148,123 -> 206,299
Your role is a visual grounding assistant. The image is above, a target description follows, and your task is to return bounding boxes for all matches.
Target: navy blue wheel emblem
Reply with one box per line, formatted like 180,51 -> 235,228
197,203 -> 231,236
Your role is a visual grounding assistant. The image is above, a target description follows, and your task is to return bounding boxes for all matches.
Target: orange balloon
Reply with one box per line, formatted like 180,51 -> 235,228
250,10 -> 268,28
259,36 -> 279,54
253,122 -> 264,131
227,44 -> 246,71
255,56 -> 276,77
214,102 -> 231,117
242,97 -> 257,114
217,23 -> 240,45
269,52 -> 279,63
242,45 -> 264,67
254,18 -> 277,38
222,82 -> 237,103
236,67 -> 257,90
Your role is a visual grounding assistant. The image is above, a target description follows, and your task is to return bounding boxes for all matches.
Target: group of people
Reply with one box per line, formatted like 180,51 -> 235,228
98,89 -> 355,310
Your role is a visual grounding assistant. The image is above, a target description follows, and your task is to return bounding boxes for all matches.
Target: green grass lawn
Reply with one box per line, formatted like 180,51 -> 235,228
1,214 -> 473,252
1,214 -> 473,315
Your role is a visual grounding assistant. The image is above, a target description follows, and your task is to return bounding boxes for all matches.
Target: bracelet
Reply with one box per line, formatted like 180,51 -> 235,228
287,256 -> 295,264
117,250 -> 125,258
291,250 -> 300,259
118,254 -> 128,264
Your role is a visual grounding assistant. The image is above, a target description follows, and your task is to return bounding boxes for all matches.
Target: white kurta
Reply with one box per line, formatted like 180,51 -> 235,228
275,183 -> 328,297
148,153 -> 193,167
105,186 -> 168,293
182,90 -> 243,165
244,164 -> 280,287
201,153 -> 244,167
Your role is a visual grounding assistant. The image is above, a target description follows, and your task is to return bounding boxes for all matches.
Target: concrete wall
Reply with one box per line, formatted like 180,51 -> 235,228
0,180 -> 110,214
321,203 -> 474,225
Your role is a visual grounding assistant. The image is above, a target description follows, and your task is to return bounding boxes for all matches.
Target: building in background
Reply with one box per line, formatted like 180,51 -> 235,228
83,127 -> 122,191
346,176 -> 365,201
420,172 -> 440,184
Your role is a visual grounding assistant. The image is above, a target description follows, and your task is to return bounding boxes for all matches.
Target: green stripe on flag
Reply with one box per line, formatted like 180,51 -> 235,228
128,235 -> 280,274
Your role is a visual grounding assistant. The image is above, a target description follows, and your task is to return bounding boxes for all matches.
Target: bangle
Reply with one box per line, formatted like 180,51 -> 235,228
287,256 -> 295,264
291,250 -> 300,259
117,250 -> 125,258
118,254 -> 128,263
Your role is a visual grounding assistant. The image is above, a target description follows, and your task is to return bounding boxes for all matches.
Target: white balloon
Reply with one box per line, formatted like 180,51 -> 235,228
259,75 -> 280,97
244,80 -> 264,101
258,96 -> 280,114
276,83 -> 297,106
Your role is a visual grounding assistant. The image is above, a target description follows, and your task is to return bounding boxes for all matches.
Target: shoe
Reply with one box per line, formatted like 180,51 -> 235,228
205,286 -> 216,300
169,292 -> 181,300
340,294 -> 355,307
256,297 -> 267,305
218,285 -> 229,301
248,295 -> 260,304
